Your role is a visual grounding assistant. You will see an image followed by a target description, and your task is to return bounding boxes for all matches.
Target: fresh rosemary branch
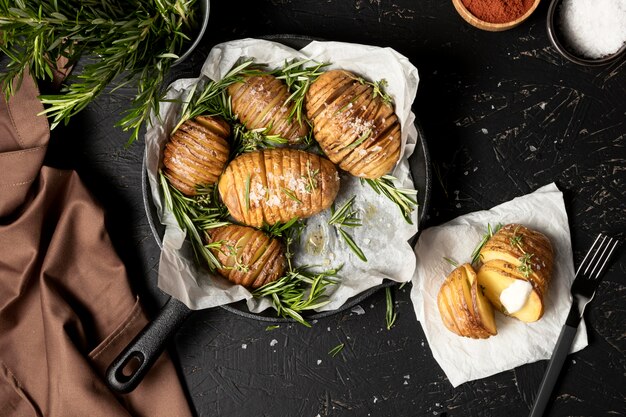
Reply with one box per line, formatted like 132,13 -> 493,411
362,175 -> 418,224
0,0 -> 197,145
385,286 -> 397,330
357,77 -> 393,106
470,223 -> 503,265
273,59 -> 329,125
328,343 -> 345,357
252,265 -> 342,327
159,171 -> 230,269
328,196 -> 367,262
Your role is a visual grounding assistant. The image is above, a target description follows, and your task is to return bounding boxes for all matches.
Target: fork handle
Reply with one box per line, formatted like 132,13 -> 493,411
528,323 -> 579,417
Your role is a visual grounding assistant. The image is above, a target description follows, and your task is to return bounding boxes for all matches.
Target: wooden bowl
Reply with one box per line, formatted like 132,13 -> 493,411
452,0 -> 542,32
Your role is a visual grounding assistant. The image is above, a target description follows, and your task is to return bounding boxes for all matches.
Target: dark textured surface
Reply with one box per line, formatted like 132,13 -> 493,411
45,1 -> 625,416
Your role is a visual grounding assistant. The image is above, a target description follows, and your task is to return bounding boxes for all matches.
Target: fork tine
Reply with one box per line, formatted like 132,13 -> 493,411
588,237 -> 619,280
575,234 -> 602,277
577,234 -> 620,280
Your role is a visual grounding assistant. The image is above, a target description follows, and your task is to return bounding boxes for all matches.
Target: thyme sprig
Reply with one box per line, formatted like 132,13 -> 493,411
0,0 -> 198,145
328,196 -> 367,262
362,175 -> 418,224
253,265 -> 342,327
517,252 -> 534,278
159,171 -> 229,269
471,223 -> 503,265
273,59 -> 329,125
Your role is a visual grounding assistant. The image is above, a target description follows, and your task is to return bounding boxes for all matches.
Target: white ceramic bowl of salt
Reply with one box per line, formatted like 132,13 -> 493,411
547,0 -> 626,65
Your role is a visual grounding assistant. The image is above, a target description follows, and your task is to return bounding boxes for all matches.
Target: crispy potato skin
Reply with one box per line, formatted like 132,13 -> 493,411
206,224 -> 285,289
218,148 -> 340,227
228,74 -> 309,143
437,263 -> 496,339
478,224 -> 554,322
305,69 -> 401,179
163,115 -> 231,196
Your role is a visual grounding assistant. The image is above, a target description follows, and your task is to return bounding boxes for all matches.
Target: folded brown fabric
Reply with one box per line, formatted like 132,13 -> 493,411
0,76 -> 193,417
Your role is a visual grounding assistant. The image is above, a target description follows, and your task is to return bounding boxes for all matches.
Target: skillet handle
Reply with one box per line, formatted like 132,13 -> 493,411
106,297 -> 192,393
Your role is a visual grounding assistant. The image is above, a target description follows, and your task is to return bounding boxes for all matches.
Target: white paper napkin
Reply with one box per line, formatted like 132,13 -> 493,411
410,183 -> 588,387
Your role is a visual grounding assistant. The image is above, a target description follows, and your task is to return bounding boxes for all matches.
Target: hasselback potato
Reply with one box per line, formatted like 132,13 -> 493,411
163,115 -> 231,196
218,148 -> 340,227
305,69 -> 401,179
477,224 -> 554,322
207,225 -> 285,288
228,74 -> 309,142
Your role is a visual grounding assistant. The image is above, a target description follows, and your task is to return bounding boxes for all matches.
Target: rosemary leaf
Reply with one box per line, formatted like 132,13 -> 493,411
328,343 -> 345,357
385,286 -> 397,330
470,223 -> 503,265
363,175 -> 417,224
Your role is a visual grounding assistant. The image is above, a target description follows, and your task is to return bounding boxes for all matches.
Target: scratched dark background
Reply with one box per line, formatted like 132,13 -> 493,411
46,0 -> 625,416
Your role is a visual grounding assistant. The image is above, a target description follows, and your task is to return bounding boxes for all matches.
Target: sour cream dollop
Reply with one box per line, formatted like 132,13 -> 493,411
499,280 -> 533,314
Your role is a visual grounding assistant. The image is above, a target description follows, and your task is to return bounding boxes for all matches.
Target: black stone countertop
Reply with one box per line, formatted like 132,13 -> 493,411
46,1 -> 625,416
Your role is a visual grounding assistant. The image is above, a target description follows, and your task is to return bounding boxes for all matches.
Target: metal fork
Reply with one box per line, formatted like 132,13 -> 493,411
529,234 -> 621,417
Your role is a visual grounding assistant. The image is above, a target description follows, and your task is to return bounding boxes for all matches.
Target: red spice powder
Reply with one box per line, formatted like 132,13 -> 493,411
461,0 -> 535,24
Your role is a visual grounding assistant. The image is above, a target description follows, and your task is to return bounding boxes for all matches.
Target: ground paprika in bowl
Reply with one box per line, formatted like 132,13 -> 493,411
452,0 -> 541,31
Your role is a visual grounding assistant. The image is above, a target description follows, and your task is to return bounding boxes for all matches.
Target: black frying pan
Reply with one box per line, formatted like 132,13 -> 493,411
106,34 -> 432,393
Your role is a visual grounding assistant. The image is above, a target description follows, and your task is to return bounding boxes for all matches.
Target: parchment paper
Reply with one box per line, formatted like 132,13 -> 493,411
410,183 -> 588,387
144,39 -> 420,312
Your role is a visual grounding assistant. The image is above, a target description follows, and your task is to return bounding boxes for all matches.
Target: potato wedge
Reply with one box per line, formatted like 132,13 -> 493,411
163,115 -> 231,196
437,263 -> 496,339
228,74 -> 309,143
478,224 -> 553,322
218,148 -> 340,227
206,224 -> 285,289
305,69 -> 401,179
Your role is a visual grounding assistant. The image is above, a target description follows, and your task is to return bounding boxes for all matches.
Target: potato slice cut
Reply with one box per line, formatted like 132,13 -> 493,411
163,115 -> 231,196
218,148 -> 340,227
206,224 -> 285,289
305,69 -> 401,179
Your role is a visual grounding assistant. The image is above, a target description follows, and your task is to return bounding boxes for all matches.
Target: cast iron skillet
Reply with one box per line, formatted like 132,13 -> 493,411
106,34 -> 432,393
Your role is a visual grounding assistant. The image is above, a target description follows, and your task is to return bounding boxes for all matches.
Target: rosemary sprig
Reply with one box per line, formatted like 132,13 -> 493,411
253,265 -> 342,327
346,128 -> 372,149
385,286 -> 397,330
362,175 -> 418,224
159,171 -> 229,269
261,218 -> 306,271
273,59 -> 329,125
0,0 -> 197,145
328,196 -> 367,262
471,223 -> 503,265
232,123 -> 289,155
328,343 -> 345,357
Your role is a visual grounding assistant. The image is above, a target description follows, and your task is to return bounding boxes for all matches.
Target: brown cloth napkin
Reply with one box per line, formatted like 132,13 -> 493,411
0,76 -> 193,417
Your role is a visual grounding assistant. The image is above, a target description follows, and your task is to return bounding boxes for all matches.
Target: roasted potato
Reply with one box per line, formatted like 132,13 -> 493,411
437,263 -> 497,339
218,148 -> 340,227
206,224 -> 285,289
163,115 -> 231,196
305,69 -> 401,179
228,74 -> 309,143
477,224 -> 554,322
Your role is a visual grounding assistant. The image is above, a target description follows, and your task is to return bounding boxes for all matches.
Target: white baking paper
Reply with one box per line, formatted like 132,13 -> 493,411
144,38 -> 420,312
410,183 -> 588,387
